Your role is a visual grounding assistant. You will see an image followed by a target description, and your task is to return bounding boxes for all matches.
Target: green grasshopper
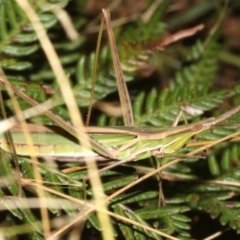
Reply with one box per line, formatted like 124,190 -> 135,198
0,112 -> 239,164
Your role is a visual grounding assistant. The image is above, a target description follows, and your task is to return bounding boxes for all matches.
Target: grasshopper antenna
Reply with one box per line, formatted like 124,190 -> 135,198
86,16 -> 105,126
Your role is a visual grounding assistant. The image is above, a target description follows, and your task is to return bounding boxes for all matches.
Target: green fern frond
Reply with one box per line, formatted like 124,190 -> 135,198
0,0 -> 59,71
187,183 -> 240,234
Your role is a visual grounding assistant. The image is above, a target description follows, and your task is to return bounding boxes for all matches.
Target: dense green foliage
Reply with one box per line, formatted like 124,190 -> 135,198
0,0 -> 240,239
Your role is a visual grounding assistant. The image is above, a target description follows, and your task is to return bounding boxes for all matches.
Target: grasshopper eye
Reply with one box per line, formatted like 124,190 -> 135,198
192,123 -> 203,132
